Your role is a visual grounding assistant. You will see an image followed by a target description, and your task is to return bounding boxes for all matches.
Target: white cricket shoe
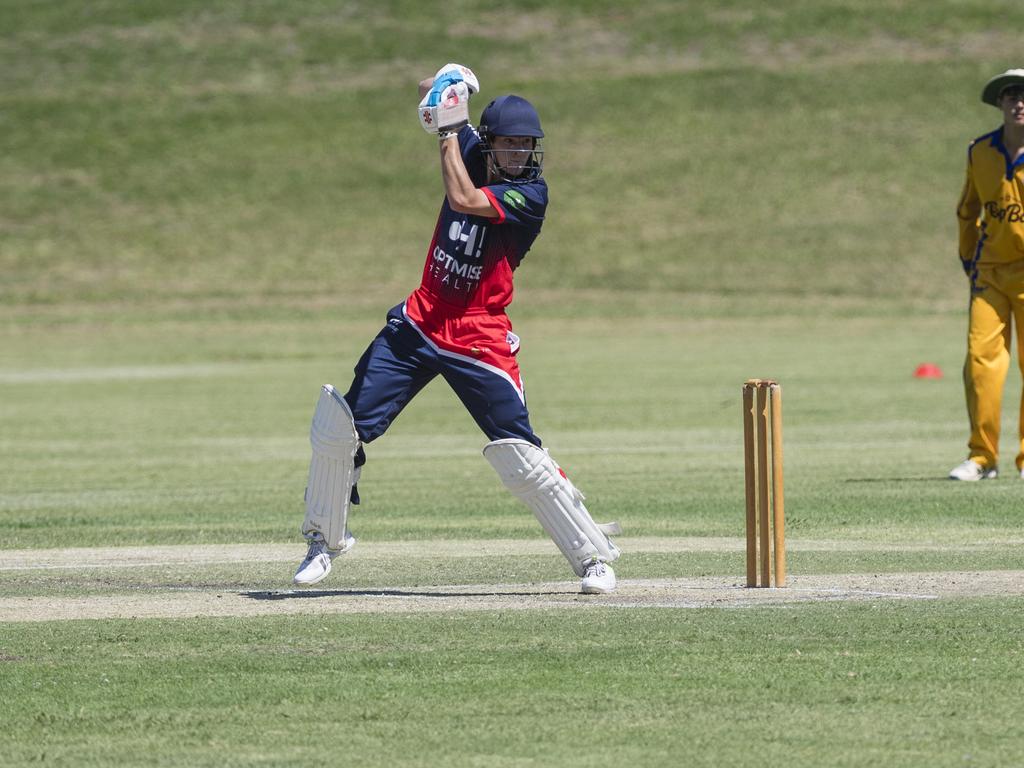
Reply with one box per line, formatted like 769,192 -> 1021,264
948,459 -> 998,481
581,559 -> 616,594
292,532 -> 356,586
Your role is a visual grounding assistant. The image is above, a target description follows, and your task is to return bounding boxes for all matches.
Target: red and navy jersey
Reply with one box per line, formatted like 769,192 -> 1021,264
407,125 -> 548,316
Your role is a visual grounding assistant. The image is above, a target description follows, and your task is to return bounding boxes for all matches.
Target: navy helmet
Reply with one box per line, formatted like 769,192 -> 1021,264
478,95 -> 544,182
479,95 -> 544,139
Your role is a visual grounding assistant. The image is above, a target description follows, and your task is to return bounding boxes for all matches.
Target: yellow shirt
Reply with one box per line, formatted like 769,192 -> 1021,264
957,128 -> 1024,269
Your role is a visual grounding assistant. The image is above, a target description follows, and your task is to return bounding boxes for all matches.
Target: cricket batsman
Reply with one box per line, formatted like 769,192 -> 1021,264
292,64 -> 621,591
950,68 -> 1024,481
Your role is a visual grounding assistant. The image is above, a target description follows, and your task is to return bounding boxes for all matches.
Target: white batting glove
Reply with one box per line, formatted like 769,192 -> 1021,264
418,80 -> 471,136
417,63 -> 479,134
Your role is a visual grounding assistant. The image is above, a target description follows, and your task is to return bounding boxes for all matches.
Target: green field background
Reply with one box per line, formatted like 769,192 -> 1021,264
2,2 -> 1024,766
3,0 -> 1020,311
3,0 -> 1023,550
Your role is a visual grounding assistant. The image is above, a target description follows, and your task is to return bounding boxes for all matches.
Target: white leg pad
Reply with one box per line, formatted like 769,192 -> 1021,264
302,384 -> 360,551
483,439 -> 621,577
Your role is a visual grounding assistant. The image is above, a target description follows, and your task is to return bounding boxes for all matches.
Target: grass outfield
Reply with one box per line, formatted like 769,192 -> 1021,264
3,0 -> 1022,310
3,312 -> 1024,766
4,1 -> 1024,766
4,605 -> 1024,768
4,311 -> 1023,551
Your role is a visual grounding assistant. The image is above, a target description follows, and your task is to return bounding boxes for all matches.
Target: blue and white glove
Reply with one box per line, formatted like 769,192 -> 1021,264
418,63 -> 480,137
433,63 -> 480,95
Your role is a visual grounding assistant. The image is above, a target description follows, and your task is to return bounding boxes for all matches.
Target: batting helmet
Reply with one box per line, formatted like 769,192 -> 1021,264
479,95 -> 544,139
478,95 -> 544,182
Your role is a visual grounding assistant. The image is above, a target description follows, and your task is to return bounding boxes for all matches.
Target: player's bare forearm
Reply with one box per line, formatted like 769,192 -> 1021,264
439,136 -> 496,217
418,77 -> 433,99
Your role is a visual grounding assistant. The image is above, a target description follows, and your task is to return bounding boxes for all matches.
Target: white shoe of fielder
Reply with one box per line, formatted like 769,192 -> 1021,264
581,559 -> 616,594
948,459 -> 998,481
292,532 -> 356,586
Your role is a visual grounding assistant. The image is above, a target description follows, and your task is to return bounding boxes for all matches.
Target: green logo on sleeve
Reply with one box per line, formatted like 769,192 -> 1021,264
503,189 -> 527,211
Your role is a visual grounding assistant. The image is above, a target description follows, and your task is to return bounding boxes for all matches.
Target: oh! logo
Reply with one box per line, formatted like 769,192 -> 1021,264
448,220 -> 485,260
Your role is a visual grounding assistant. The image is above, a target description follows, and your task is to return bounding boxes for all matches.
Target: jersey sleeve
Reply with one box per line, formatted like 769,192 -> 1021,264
480,179 -> 548,233
956,143 -> 982,266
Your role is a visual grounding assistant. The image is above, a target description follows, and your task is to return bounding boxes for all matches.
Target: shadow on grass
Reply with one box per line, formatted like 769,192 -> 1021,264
843,477 -> 948,483
242,588 -> 567,600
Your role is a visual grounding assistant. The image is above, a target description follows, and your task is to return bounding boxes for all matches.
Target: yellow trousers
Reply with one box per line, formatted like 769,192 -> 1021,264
964,261 -> 1024,471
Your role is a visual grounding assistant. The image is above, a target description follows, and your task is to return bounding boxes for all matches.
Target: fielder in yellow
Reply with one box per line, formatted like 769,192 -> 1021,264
951,69 -> 1024,481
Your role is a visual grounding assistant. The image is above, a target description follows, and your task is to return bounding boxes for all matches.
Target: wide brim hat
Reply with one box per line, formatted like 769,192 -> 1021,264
981,69 -> 1024,106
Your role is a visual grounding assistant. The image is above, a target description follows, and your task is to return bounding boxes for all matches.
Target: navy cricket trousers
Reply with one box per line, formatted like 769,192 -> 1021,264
342,304 -> 542,448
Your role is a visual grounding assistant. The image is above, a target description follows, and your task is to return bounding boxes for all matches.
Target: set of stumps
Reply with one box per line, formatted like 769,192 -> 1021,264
742,379 -> 786,588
